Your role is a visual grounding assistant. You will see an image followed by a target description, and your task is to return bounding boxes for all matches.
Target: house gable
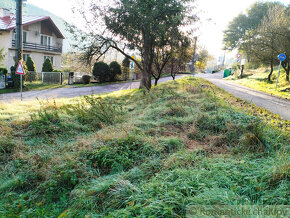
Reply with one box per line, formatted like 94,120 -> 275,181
0,15 -> 65,39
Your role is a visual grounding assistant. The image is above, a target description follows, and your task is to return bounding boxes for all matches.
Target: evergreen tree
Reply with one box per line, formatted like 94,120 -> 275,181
42,58 -> 54,72
109,61 -> 122,81
122,57 -> 130,80
26,56 -> 36,72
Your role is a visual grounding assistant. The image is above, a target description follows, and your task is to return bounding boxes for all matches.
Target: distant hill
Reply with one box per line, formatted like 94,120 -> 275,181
0,0 -> 74,53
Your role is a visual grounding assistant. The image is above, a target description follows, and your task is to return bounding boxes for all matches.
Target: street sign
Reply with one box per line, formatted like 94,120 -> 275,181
129,61 -> 135,70
278,54 -> 286,62
16,61 -> 25,75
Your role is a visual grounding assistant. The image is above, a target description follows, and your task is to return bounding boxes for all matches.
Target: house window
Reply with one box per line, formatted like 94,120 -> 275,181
23,54 -> 30,62
44,56 -> 54,65
13,31 -> 28,43
23,31 -> 27,43
41,35 -> 52,46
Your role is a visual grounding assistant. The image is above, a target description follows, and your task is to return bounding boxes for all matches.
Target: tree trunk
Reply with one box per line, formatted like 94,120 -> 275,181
282,62 -> 289,82
170,61 -> 175,80
140,69 -> 151,90
154,77 -> 159,86
239,65 -> 244,79
268,61 -> 273,81
139,37 -> 152,90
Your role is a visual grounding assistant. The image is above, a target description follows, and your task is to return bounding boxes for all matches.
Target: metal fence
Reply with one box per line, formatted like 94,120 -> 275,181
25,72 -> 92,84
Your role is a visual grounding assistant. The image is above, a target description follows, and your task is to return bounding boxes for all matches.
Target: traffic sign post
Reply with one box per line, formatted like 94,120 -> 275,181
129,55 -> 135,89
276,54 -> 286,90
16,61 -> 25,100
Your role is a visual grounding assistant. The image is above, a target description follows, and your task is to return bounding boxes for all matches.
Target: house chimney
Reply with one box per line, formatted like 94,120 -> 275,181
0,8 -> 10,17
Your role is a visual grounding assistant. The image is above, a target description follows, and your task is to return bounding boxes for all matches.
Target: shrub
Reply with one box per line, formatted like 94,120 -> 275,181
24,60 -> 38,82
26,56 -> 36,72
109,61 -> 122,81
10,65 -> 19,88
82,75 -> 91,84
122,57 -> 130,68
0,67 -> 7,75
10,63 -> 28,89
30,107 -> 62,136
28,101 -> 71,137
92,61 -> 111,82
42,58 -> 54,72
65,95 -> 124,129
122,57 -> 130,80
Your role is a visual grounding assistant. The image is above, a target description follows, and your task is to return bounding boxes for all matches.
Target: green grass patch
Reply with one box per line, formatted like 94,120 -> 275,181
0,77 -> 289,217
226,67 -> 290,99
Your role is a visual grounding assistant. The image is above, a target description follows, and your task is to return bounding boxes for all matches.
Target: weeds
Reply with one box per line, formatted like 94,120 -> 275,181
84,135 -> 158,175
0,77 -> 289,217
65,95 -> 124,129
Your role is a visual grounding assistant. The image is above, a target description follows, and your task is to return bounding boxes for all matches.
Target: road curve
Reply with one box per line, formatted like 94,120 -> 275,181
195,72 -> 290,121
0,75 -> 185,103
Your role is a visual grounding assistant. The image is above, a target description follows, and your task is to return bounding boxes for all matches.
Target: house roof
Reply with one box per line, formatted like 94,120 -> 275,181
0,15 -> 65,39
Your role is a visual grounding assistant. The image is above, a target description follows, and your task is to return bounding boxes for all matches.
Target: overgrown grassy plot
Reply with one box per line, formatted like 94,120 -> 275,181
0,77 -> 289,217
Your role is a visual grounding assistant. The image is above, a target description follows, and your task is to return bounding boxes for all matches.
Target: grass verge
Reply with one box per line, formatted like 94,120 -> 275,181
0,77 -> 289,217
226,67 -> 290,99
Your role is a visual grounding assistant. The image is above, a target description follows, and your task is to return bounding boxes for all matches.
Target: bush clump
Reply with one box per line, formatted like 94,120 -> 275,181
92,61 -> 111,82
92,61 -> 122,82
65,95 -> 124,129
109,61 -> 122,80
0,67 -> 8,75
82,75 -> 91,84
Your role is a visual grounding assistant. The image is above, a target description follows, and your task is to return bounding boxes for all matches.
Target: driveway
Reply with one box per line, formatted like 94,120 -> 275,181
0,75 -> 184,103
195,72 -> 290,120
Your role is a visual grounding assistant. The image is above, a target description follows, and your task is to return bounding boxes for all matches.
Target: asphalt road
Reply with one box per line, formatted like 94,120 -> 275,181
0,75 -> 185,103
195,72 -> 290,120
1,73 -> 289,120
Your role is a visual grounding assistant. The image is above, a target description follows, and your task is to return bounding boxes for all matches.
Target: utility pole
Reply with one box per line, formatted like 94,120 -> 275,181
15,0 -> 23,100
222,50 -> 226,66
191,36 -> 197,73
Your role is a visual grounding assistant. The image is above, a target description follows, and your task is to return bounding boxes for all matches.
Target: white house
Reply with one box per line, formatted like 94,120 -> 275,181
0,8 -> 64,72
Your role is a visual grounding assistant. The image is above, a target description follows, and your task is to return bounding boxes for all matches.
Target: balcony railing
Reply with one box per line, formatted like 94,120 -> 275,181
12,40 -> 62,53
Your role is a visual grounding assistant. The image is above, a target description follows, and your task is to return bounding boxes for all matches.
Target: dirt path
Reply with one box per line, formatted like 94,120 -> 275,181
0,75 -> 184,103
195,72 -> 290,120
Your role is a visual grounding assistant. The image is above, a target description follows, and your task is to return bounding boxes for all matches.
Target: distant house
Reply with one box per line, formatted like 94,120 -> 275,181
0,8 -> 64,72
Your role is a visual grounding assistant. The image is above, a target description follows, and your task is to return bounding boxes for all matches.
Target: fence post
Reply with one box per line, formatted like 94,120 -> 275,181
42,72 -> 44,83
60,72 -> 63,85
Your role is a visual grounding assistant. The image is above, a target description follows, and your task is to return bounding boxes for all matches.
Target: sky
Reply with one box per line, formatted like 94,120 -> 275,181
26,0 -> 289,58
